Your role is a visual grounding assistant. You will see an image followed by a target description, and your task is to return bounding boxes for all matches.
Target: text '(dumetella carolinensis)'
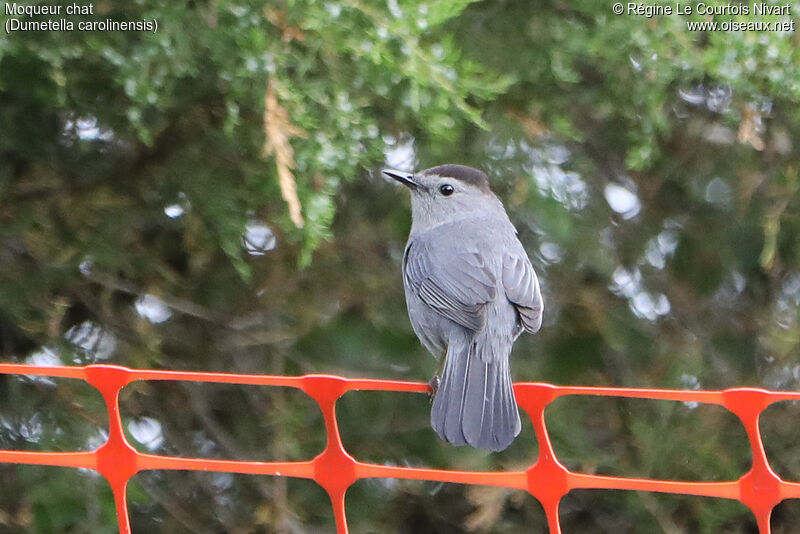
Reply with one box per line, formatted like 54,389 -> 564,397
383,164 -> 543,452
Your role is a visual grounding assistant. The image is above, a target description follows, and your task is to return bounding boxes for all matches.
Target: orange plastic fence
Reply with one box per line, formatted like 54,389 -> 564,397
1,363 -> 800,533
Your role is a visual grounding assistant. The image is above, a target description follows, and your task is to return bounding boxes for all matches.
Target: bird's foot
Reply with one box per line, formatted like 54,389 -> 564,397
427,375 -> 440,402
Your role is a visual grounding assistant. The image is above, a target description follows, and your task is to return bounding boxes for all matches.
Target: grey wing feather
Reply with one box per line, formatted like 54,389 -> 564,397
502,252 -> 543,333
405,241 -> 496,332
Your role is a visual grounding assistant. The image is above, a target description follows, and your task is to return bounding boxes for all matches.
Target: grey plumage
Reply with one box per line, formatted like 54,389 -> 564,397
384,164 -> 543,452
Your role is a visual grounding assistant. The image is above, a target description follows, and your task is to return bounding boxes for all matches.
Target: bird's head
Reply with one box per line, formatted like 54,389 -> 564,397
382,164 -> 500,232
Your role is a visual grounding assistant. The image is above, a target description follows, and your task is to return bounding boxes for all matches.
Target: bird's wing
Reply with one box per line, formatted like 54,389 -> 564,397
502,251 -> 543,333
404,239 -> 496,332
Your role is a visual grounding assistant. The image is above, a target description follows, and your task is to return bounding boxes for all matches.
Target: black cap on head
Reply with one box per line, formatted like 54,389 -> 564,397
421,164 -> 491,193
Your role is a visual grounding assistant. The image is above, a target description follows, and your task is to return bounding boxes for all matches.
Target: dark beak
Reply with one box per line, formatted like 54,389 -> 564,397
382,169 -> 419,190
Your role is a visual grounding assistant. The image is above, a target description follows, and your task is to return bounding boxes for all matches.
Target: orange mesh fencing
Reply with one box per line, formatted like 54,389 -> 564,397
1,362 -> 800,533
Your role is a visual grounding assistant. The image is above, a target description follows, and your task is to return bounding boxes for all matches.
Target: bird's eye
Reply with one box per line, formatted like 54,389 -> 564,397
439,184 -> 455,196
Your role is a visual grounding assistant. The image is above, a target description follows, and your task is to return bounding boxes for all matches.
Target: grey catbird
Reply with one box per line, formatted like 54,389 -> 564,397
383,164 -> 543,452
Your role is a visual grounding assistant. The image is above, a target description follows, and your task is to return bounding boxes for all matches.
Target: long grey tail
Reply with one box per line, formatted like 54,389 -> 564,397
431,337 -> 521,452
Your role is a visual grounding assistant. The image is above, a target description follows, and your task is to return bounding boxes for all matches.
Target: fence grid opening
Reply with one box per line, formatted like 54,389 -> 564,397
1,363 -> 799,533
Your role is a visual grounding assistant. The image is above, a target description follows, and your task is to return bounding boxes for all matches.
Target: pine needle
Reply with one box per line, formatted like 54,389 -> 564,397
262,79 -> 306,228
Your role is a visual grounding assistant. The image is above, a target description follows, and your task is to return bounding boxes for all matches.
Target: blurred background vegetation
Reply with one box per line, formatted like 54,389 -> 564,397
1,0 -> 799,532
